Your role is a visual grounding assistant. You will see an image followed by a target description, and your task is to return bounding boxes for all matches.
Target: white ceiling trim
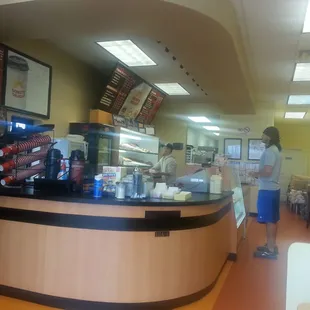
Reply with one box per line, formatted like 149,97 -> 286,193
0,0 -> 34,5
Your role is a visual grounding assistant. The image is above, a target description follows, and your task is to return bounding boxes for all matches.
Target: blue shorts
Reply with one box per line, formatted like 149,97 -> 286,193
257,189 -> 280,224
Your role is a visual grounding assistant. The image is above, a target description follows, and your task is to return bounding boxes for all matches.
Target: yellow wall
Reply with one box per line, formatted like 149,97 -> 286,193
153,117 -> 187,177
4,39 -> 103,136
275,121 -> 310,175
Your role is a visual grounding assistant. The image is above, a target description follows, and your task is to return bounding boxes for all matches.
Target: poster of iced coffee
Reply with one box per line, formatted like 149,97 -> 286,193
118,82 -> 152,119
5,54 -> 29,110
4,49 -> 51,118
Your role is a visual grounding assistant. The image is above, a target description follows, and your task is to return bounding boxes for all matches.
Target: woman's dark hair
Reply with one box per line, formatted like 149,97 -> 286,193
263,126 -> 282,151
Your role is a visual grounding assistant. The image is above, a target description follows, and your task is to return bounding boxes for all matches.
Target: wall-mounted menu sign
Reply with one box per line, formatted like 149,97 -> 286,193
118,82 -> 152,119
0,44 -> 52,119
99,64 -> 165,124
136,89 -> 164,124
99,65 -> 141,114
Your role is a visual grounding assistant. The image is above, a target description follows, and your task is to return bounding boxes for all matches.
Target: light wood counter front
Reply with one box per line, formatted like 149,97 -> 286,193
0,193 -> 237,309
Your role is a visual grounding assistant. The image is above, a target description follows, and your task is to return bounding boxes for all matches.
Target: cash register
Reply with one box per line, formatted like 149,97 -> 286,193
176,168 -> 211,193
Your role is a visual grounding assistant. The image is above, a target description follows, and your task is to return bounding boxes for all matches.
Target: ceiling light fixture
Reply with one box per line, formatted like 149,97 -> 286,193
284,112 -> 306,119
303,0 -> 310,33
288,95 -> 310,105
188,116 -> 211,123
204,126 -> 220,131
154,83 -> 190,95
213,132 -> 220,136
293,63 -> 310,81
97,40 -> 156,67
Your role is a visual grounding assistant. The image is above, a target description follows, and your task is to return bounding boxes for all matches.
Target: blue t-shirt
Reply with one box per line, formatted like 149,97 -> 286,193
259,145 -> 282,191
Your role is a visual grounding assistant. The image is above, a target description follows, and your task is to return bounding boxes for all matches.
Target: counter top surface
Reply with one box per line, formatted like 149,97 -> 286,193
0,190 -> 233,207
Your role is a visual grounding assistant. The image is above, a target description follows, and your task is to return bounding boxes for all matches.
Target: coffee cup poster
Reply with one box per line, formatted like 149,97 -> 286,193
3,47 -> 52,119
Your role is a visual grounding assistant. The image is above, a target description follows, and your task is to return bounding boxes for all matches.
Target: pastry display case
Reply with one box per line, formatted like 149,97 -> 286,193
112,127 -> 159,168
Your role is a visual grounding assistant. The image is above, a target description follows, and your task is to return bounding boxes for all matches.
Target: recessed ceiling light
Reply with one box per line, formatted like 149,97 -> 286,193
154,83 -> 190,95
213,132 -> 220,136
188,116 -> 211,123
97,40 -> 156,67
303,0 -> 310,33
204,126 -> 220,131
288,95 -> 310,105
293,63 -> 310,81
284,112 -> 306,119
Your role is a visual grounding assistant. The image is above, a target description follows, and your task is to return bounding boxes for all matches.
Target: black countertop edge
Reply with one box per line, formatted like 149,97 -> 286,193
0,191 -> 233,207
0,203 -> 232,232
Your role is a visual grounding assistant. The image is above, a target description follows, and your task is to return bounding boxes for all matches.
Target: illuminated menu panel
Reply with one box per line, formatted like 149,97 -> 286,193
99,64 -> 165,124
99,65 -> 140,114
136,89 -> 165,124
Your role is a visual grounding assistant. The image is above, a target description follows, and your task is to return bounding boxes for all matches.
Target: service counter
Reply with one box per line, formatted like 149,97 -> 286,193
0,191 -> 237,310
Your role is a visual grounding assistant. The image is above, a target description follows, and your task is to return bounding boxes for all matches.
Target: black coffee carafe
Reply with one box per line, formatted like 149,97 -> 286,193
45,149 -> 61,180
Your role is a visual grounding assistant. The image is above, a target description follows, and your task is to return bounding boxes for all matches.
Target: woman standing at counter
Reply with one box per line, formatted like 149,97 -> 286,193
149,143 -> 177,185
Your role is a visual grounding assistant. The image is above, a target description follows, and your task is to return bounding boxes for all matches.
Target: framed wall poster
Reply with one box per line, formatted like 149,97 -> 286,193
2,45 -> 52,119
248,139 -> 265,161
224,138 -> 242,160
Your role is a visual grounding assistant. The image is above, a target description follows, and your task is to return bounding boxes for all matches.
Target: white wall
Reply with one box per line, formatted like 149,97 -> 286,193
187,127 -> 217,148
217,113 -> 274,161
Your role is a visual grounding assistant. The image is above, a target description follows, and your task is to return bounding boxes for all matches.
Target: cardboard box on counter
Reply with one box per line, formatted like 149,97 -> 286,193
102,167 -> 127,185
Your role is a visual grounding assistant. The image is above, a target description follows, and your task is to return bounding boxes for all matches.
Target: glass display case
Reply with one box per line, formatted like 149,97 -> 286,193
222,166 -> 246,228
113,127 -> 159,168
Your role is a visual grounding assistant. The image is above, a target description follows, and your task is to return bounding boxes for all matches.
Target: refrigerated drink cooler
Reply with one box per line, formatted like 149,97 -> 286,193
69,123 -> 114,174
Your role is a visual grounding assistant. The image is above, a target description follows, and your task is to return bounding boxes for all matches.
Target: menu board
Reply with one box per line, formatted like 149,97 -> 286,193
99,65 -> 140,114
118,82 -> 152,119
136,89 -> 165,124
99,64 -> 165,124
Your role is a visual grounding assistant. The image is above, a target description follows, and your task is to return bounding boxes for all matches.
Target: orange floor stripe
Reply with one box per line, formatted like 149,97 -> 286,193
213,206 -> 310,310
176,261 -> 233,310
0,296 -> 56,310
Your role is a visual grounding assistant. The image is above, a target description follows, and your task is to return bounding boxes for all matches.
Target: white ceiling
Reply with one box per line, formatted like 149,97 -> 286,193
50,36 -> 212,108
3,0 -> 310,123
0,0 -> 255,116
230,0 -> 310,121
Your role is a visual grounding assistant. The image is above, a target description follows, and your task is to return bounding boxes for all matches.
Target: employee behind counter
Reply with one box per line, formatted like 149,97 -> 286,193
149,143 -> 177,186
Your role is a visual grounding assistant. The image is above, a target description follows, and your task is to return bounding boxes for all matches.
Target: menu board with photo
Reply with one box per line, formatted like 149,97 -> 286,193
99,65 -> 141,114
99,63 -> 165,124
2,46 -> 52,119
118,82 -> 152,119
136,89 -> 165,124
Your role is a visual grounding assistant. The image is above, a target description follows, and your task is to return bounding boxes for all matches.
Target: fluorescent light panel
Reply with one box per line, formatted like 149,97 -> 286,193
213,132 -> 220,136
288,95 -> 310,105
188,116 -> 211,123
155,83 -> 190,96
204,126 -> 220,131
293,63 -> 310,81
284,112 -> 306,119
303,0 -> 310,33
97,40 -> 156,67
